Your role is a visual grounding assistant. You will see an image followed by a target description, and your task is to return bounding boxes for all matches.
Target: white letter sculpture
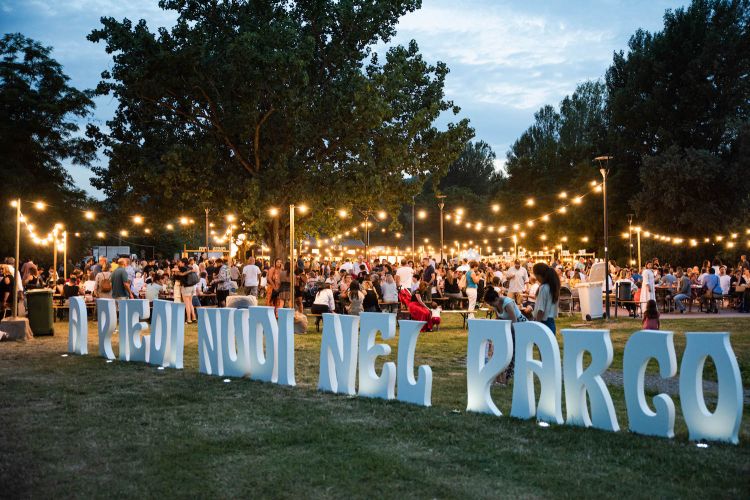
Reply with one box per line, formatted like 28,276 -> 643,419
96,299 -> 117,360
149,299 -> 185,369
318,313 -> 359,395
357,312 -> 396,400
623,329 -> 677,438
198,307 -> 242,376
562,329 -> 619,431
510,321 -> 563,424
679,332 -> 743,444
248,306 -> 279,383
397,320 -> 432,407
67,296 -> 88,355
119,299 -> 150,363
276,308 -> 296,386
466,319 -> 512,416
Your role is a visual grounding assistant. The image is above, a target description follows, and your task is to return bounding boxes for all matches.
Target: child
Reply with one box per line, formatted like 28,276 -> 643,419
642,299 -> 660,330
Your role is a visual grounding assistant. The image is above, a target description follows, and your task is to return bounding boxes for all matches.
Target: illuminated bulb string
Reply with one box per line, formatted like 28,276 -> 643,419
624,226 -> 750,249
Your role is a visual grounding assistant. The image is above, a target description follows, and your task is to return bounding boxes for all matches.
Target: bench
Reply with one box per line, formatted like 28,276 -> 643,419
441,307 -> 493,329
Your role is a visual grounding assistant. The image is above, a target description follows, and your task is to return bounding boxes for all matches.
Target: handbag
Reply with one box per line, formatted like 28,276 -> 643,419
184,272 -> 199,287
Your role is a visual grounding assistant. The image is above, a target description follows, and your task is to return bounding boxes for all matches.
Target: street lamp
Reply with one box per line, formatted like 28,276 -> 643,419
437,194 -> 446,264
289,204 -> 308,308
595,155 -> 613,320
627,213 -> 634,266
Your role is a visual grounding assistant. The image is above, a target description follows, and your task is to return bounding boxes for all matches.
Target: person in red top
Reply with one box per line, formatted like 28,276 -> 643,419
642,299 -> 660,330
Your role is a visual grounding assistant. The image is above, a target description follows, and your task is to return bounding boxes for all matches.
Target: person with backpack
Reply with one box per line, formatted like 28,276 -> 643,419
94,261 -> 113,299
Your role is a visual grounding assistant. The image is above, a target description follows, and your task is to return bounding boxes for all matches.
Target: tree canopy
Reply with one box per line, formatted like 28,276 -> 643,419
0,33 -> 96,257
499,0 -> 750,264
88,0 -> 472,258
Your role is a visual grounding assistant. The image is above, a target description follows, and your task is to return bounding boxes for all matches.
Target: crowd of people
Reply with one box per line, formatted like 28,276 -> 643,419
3,252 -> 750,333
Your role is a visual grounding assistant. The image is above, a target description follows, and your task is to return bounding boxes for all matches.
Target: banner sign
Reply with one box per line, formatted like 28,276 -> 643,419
67,297 -> 743,444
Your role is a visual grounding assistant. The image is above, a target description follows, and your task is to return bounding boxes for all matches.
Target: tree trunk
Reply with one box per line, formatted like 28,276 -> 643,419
268,216 -> 289,262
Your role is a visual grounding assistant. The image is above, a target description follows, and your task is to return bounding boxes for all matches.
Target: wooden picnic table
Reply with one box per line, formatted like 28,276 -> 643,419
441,307 -> 493,329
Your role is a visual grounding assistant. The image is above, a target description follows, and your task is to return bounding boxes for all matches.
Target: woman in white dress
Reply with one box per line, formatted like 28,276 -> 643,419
640,261 -> 656,309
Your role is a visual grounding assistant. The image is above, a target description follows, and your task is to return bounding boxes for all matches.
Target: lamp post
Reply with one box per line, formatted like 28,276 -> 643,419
205,207 -> 210,250
289,204 -> 295,308
288,204 -> 307,309
635,226 -> 642,271
595,155 -> 613,320
12,198 -> 20,318
411,196 -> 416,263
437,194 -> 446,265
627,213 -> 634,267
63,231 -> 67,281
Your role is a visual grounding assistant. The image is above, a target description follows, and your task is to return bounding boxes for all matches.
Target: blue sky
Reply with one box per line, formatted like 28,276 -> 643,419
1,0 -> 687,198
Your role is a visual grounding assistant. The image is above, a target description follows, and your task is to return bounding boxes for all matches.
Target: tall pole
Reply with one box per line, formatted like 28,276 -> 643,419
289,204 -> 295,308
596,156 -> 613,320
437,195 -> 445,265
627,213 -> 634,267
636,228 -> 642,271
63,231 -> 67,282
411,196 -> 415,262
204,208 -> 209,250
12,199 -> 20,317
365,211 -> 370,263
53,226 -> 58,282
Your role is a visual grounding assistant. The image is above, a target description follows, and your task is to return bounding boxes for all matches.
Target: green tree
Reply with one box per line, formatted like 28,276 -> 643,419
606,0 -> 750,229
88,0 -> 472,258
0,33 -> 96,257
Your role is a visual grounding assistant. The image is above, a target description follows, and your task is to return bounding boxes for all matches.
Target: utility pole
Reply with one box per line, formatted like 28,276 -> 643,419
12,198 -> 20,317
437,194 -> 446,265
627,213 -> 634,267
595,155 -> 613,320
205,207 -> 210,250
411,196 -> 416,262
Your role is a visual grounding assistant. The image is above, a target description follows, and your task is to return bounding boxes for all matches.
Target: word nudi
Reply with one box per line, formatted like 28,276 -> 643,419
67,297 -> 743,444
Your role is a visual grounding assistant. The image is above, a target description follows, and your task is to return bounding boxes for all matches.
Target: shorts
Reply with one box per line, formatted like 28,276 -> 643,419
181,285 -> 195,297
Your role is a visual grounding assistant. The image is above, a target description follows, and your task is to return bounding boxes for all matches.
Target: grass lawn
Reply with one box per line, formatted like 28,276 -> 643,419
1,310 -> 748,498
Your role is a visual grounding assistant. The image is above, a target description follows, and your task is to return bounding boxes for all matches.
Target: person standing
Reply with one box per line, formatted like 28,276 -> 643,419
532,262 -> 560,334
395,259 -> 414,290
241,257 -> 261,297
421,257 -> 435,303
465,261 -> 480,319
640,261 -> 656,310
506,259 -> 529,306
111,258 -> 133,300
211,258 -> 232,307
266,258 -> 282,308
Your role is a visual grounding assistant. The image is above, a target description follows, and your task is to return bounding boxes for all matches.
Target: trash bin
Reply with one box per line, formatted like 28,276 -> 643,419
576,282 -> 603,320
26,289 -> 54,336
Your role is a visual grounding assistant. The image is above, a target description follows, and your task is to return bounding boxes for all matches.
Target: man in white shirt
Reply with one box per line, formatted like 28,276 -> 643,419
241,257 -> 262,297
719,266 -> 731,295
395,259 -> 414,289
339,259 -> 354,275
506,259 -> 528,305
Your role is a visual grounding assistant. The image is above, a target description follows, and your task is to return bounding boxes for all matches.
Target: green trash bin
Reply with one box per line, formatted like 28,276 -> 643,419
26,289 -> 54,336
